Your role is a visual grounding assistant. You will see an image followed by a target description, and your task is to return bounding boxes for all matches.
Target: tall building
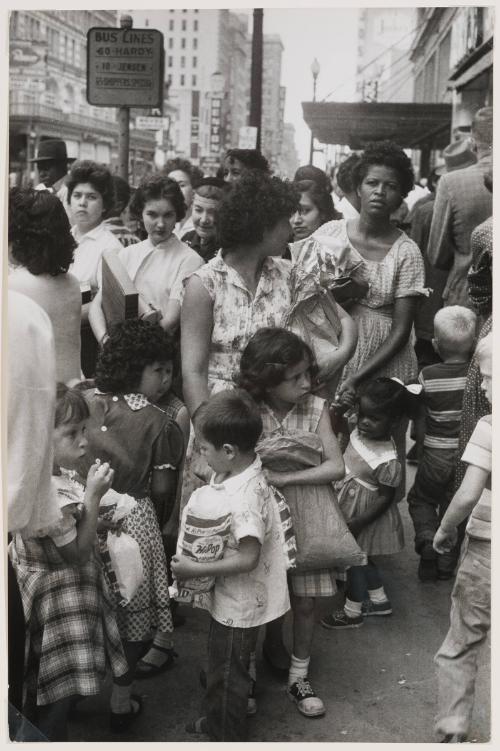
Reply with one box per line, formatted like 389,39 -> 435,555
277,122 -> 299,179
132,9 -> 251,170
9,10 -> 156,185
261,34 -> 285,171
356,8 -> 417,103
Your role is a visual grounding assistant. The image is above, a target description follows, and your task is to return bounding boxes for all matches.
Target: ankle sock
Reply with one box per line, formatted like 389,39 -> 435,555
110,683 -> 132,714
141,630 -> 174,667
248,651 -> 257,683
367,586 -> 388,604
344,598 -> 363,618
288,654 -> 309,687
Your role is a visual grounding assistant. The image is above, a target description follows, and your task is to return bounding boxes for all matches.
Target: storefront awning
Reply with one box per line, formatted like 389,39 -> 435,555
302,101 -> 453,150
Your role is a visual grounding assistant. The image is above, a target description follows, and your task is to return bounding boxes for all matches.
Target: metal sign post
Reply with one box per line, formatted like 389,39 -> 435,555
87,14 -> 164,181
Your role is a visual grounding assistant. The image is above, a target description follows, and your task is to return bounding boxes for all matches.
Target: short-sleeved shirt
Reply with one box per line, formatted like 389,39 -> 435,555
37,472 -> 84,548
419,361 -> 470,449
70,222 -> 123,293
118,235 -> 203,314
463,414 -> 491,541
78,390 -> 184,498
203,456 -> 290,629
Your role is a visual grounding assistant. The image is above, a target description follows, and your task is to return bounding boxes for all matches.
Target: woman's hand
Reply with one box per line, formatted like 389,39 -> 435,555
263,469 -> 290,488
337,377 -> 358,408
97,517 -> 124,536
433,525 -> 457,555
86,461 -> 114,499
171,554 -> 199,580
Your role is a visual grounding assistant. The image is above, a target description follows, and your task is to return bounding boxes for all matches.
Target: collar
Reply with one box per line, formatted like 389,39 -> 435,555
211,251 -> 280,295
210,456 -> 262,494
72,221 -> 108,243
95,389 -> 151,411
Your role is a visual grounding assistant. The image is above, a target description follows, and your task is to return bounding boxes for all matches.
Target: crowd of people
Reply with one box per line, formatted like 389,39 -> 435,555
7,105 -> 492,743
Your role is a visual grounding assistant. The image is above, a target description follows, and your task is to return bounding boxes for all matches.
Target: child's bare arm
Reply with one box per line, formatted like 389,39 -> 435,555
434,464 -> 489,553
347,485 -> 395,537
264,404 -> 344,488
171,536 -> 261,579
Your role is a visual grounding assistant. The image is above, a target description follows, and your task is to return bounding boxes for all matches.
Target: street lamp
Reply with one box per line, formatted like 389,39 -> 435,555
309,58 -> 320,165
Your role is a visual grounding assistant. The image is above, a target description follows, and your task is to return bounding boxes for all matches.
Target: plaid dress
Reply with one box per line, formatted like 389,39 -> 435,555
260,394 -> 338,598
9,476 -> 127,706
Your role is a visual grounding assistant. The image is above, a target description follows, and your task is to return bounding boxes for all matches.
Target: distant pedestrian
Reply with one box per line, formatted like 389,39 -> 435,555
335,153 -> 361,219
433,332 -> 492,743
222,148 -> 270,183
407,306 -> 477,582
181,177 -> 226,262
102,176 -> 141,247
29,138 -> 75,220
290,178 -> 340,244
165,157 -> 204,238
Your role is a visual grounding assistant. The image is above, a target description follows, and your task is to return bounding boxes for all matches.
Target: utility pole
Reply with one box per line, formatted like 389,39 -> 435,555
309,58 -> 320,165
249,9 -> 263,151
117,14 -> 132,180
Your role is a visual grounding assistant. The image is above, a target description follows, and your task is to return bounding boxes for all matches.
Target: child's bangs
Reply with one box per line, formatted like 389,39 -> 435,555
55,389 -> 90,428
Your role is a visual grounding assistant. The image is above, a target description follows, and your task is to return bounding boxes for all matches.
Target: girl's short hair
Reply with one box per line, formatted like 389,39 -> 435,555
195,389 -> 263,451
294,179 -> 340,223
194,177 -> 226,202
55,382 -> 90,428
66,160 -> 116,215
237,327 -> 318,402
9,188 -> 76,276
225,149 -> 269,173
164,157 -> 203,188
352,141 -> 415,198
95,319 -> 176,394
474,332 -> 492,369
129,174 -> 186,223
218,172 -> 298,248
357,377 -> 417,420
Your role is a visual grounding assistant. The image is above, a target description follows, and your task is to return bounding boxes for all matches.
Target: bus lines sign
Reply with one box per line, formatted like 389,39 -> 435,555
87,27 -> 164,107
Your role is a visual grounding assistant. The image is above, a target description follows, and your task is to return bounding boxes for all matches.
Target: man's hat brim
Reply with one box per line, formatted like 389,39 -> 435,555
28,155 -> 76,163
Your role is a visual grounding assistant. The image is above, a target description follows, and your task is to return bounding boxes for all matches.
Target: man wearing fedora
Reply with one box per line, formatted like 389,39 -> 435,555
427,107 -> 493,308
30,138 -> 75,219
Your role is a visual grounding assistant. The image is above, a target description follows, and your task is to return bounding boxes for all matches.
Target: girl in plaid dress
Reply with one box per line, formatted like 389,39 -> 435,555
238,328 -> 345,719
9,384 -> 127,741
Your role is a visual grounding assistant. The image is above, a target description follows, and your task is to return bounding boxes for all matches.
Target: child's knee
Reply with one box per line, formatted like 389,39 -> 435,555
292,596 -> 315,618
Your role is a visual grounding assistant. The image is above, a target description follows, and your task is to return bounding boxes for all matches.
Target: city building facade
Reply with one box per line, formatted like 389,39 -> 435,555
261,34 -> 286,172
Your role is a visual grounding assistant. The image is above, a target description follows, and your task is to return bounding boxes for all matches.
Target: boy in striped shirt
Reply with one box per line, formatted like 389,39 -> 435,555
432,332 -> 491,743
407,306 -> 477,581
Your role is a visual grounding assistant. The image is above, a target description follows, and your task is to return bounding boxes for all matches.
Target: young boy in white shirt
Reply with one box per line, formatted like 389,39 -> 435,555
171,389 -> 291,741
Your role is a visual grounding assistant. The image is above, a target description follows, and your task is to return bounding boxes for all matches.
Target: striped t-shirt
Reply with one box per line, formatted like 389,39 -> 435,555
464,415 -> 491,541
419,360 -> 470,449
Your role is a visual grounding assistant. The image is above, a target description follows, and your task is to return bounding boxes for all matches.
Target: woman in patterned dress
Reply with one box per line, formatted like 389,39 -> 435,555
77,320 -> 184,731
308,141 -> 427,499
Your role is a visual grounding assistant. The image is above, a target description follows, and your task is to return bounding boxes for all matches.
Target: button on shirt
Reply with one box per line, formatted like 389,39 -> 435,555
203,456 -> 290,629
70,222 -> 123,293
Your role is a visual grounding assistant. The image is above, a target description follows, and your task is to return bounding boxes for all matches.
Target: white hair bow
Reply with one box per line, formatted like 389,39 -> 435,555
390,377 -> 422,395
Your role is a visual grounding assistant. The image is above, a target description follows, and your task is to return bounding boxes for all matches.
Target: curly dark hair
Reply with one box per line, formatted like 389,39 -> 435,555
236,327 -> 319,402
225,149 -> 270,173
8,187 -> 76,276
218,172 -> 299,248
336,153 -> 362,194
294,165 -> 332,193
95,319 -> 177,394
164,157 -> 204,188
66,160 -> 116,215
129,174 -> 186,223
352,141 -> 415,198
55,382 -> 90,427
357,377 -> 418,420
294,179 -> 341,223
195,389 -> 263,451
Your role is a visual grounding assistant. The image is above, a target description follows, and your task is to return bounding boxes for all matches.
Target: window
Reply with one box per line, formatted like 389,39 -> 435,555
192,75 -> 197,87
182,19 -> 186,31
192,56 -> 197,68
181,56 -> 185,68
194,20 -> 198,31
169,19 -> 174,31
168,56 -> 173,67
181,38 -> 186,49
180,74 -> 185,86
168,38 -> 173,49
193,38 -> 198,50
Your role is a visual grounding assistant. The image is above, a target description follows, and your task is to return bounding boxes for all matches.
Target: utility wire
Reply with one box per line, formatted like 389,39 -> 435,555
380,58 -> 415,101
385,66 -> 416,102
319,14 -> 427,103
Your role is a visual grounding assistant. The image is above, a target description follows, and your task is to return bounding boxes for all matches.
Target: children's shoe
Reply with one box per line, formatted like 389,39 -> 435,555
109,695 -> 143,733
361,599 -> 393,616
440,733 -> 467,743
287,678 -> 325,717
247,679 -> 257,716
321,610 -> 363,629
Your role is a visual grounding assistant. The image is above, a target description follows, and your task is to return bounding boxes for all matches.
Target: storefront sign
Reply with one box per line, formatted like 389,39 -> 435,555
210,95 -> 223,155
87,27 -> 164,107
10,39 -> 47,93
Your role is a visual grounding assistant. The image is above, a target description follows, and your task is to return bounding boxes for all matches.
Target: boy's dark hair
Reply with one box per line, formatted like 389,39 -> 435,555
225,148 -> 270,173
195,389 -> 263,452
237,327 -> 318,402
95,319 -> 176,394
66,159 -> 116,214
218,172 -> 298,248
9,187 -> 76,276
55,382 -> 90,428
357,377 -> 418,420
129,174 -> 186,223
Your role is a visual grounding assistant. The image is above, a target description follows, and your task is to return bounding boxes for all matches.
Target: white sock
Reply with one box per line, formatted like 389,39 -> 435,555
288,654 -> 309,687
248,651 -> 257,683
344,598 -> 362,619
368,586 -> 388,604
141,630 -> 174,667
110,683 -> 132,714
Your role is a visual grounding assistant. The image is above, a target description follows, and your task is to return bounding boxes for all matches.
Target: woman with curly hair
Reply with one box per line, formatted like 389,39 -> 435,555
89,174 -> 202,344
165,157 -> 204,238
77,319 -> 185,728
222,148 -> 270,183
308,141 -> 427,500
8,187 -> 82,384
